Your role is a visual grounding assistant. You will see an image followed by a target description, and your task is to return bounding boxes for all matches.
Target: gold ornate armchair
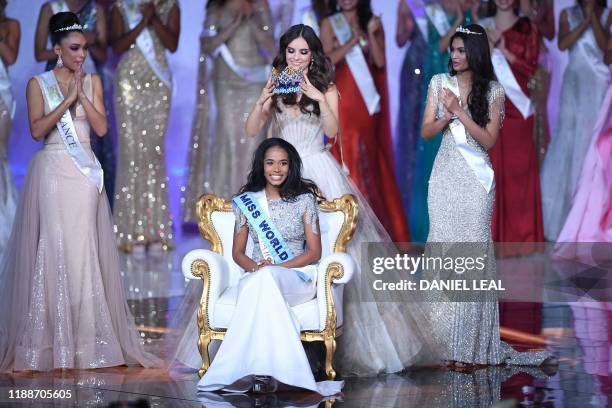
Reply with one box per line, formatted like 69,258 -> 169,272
181,194 -> 358,380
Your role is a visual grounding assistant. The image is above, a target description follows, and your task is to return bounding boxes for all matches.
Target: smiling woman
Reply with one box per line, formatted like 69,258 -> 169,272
192,137 -> 343,395
0,12 -> 160,372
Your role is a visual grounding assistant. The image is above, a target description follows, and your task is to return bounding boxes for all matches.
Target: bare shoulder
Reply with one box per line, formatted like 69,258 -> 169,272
325,83 -> 338,94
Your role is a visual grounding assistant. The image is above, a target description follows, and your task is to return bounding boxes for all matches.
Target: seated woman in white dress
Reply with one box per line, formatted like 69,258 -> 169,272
197,137 -> 342,396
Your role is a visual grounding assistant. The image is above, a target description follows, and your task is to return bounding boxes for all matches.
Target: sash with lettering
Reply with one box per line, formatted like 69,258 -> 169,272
123,0 -> 172,88
328,13 -> 380,115
50,0 -> 97,74
38,71 -> 104,193
444,74 -> 495,193
424,3 -> 451,37
0,59 -> 14,119
479,18 -> 532,119
203,27 -> 270,83
233,191 -> 312,282
405,0 -> 429,42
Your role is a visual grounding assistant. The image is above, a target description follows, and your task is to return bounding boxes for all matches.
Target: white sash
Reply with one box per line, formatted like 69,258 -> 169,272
329,13 -> 380,115
253,190 -> 276,262
405,0 -> 429,42
50,0 -> 97,74
123,0 -> 172,88
567,6 -> 610,80
39,71 -> 104,193
0,60 -> 14,119
444,74 -> 495,193
479,18 -> 532,119
491,48 -> 532,119
204,27 -> 270,83
301,8 -> 320,36
424,4 -> 451,37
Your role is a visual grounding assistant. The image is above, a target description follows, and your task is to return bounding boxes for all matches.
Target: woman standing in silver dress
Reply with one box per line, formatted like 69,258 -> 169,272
182,0 -> 275,223
422,24 -> 552,366
110,0 -> 180,252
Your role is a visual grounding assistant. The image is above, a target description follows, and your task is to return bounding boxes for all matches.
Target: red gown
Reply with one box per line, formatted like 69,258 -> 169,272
331,48 -> 410,242
489,18 -> 544,243
489,18 -> 543,336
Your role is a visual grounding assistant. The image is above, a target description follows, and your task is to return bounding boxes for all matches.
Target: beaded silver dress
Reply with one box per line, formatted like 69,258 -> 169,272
425,73 -> 550,365
233,194 -> 318,263
113,0 -> 176,250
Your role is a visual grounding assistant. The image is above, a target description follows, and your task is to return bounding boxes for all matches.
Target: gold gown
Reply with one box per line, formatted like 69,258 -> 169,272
182,3 -> 273,222
113,0 -> 175,250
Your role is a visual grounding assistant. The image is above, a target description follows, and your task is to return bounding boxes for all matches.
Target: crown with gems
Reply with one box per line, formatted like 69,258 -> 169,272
272,66 -> 304,95
54,23 -> 83,33
456,25 -> 482,35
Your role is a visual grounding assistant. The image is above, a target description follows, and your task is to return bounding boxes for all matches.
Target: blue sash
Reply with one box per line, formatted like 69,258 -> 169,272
233,191 -> 311,282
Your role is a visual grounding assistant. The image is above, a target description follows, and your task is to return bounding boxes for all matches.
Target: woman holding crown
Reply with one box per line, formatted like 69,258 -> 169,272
110,0 -> 180,252
0,12 -> 160,371
234,24 -> 442,376
0,0 -> 19,263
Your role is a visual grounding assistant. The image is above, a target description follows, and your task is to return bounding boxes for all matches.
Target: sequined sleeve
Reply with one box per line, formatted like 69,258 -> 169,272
424,74 -> 443,121
232,203 -> 247,232
302,194 -> 319,235
488,81 -> 506,128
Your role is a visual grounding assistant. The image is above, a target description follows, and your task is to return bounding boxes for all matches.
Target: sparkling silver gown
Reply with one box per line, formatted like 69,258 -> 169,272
425,73 -> 550,365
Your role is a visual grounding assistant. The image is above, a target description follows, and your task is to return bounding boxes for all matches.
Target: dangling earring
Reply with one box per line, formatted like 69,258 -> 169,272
309,57 -> 314,70
56,54 -> 63,68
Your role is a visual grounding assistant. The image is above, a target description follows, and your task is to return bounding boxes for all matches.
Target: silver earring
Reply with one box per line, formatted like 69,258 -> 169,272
56,55 -> 63,68
309,58 -> 314,70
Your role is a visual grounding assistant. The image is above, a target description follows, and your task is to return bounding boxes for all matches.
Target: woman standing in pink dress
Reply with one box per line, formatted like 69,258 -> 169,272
0,12 -> 159,371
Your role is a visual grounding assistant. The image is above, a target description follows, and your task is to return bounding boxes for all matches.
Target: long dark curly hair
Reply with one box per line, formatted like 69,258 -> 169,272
448,24 -> 496,128
271,24 -> 334,116
239,138 -> 322,202
328,0 -> 373,32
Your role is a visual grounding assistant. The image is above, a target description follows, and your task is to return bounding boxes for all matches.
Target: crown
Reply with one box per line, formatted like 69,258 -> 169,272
272,66 -> 304,95
456,25 -> 482,35
54,23 -> 83,33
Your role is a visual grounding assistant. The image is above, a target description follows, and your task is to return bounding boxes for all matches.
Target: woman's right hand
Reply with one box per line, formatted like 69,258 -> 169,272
455,2 -> 464,21
66,76 -> 79,104
256,75 -> 275,106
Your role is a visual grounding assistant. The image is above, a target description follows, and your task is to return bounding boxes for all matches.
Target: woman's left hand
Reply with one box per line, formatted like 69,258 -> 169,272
300,74 -> 324,102
257,259 -> 273,270
440,88 -> 461,115
367,15 -> 382,35
75,69 -> 86,101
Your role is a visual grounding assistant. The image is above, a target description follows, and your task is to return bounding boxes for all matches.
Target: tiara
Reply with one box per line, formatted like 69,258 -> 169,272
456,26 -> 482,35
272,66 -> 305,95
54,23 -> 83,33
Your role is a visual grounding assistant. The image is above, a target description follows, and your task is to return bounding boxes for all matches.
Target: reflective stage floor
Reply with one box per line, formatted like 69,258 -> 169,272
1,232 -> 610,407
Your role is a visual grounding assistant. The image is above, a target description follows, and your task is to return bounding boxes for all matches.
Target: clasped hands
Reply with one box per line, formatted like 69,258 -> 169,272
140,2 -> 157,26
250,258 -> 273,272
439,88 -> 461,122
65,68 -> 87,105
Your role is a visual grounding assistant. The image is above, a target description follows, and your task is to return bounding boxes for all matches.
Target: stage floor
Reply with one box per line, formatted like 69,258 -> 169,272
1,232 -> 610,407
